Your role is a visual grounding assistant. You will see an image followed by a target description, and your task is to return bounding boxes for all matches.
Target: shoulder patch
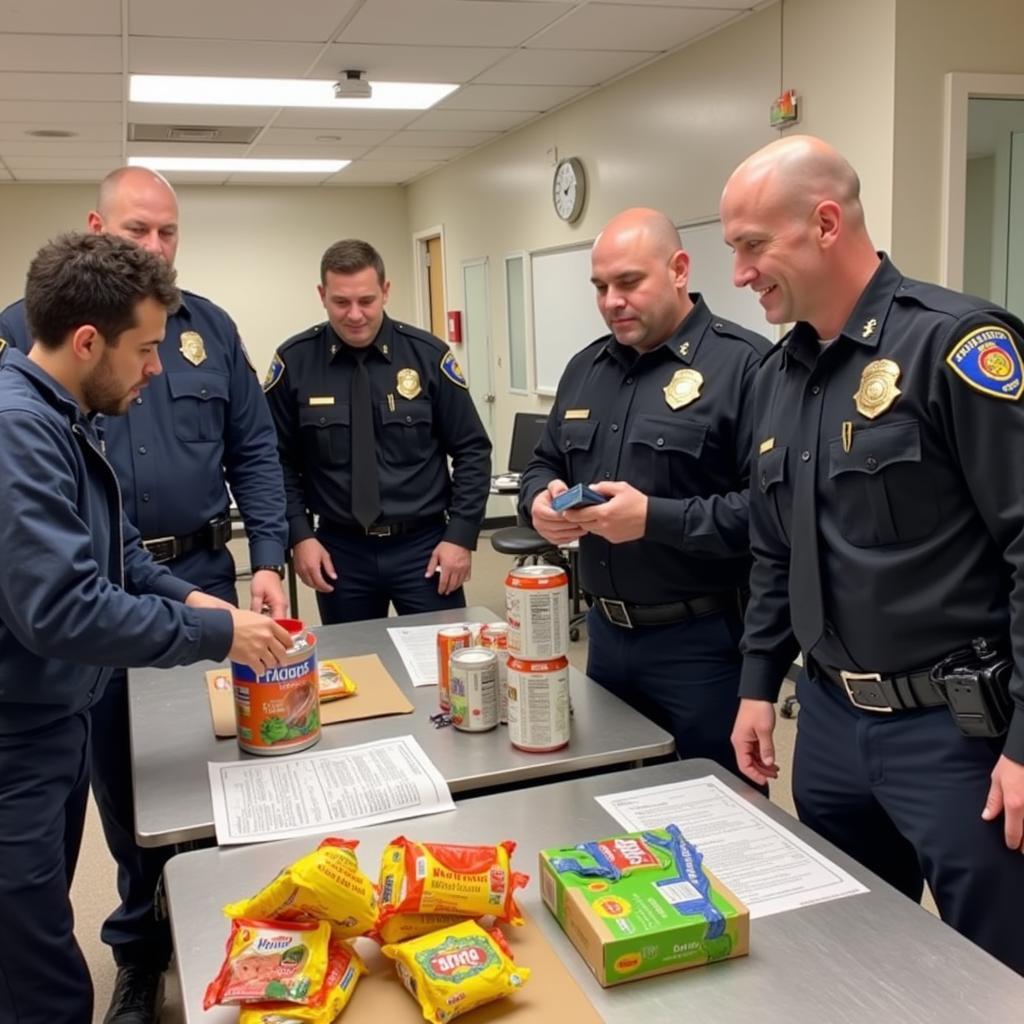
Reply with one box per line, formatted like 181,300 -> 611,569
0,337 -> 6,355
946,325 -> 1024,401
263,352 -> 285,393
440,349 -> 468,389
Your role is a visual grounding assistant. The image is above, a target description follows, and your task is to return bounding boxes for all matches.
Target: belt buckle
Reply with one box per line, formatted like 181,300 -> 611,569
143,535 -> 176,564
839,670 -> 893,713
366,524 -> 393,538
599,598 -> 633,629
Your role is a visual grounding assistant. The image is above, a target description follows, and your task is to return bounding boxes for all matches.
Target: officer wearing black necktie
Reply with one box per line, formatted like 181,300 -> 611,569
264,239 -> 492,624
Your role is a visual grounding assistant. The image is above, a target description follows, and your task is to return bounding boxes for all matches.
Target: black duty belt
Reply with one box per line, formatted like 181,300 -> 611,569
142,514 -> 232,564
811,660 -> 946,713
594,591 -> 736,629
319,514 -> 446,539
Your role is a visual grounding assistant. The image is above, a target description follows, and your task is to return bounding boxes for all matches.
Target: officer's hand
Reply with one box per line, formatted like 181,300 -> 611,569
292,538 -> 337,594
185,589 -> 235,612
531,480 -> 586,546
227,610 -> 292,675
426,541 -> 471,595
563,480 -> 647,544
250,569 -> 288,617
731,698 -> 780,786
982,754 -> 1024,851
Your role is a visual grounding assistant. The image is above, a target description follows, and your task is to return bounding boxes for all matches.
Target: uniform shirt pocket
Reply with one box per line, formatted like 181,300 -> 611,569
167,371 -> 229,443
827,419 -> 936,546
299,403 -> 350,466
626,414 -> 708,495
756,445 -> 790,543
380,399 -> 433,465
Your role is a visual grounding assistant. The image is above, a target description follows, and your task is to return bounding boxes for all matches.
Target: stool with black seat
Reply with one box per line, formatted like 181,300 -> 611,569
489,526 -> 587,642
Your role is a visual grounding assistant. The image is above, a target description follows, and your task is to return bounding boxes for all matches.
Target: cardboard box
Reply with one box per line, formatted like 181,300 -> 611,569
539,825 -> 749,986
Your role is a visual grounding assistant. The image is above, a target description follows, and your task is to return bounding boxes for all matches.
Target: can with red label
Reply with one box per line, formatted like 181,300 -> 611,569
506,655 -> 570,752
505,564 -> 569,660
436,625 -> 472,712
449,647 -> 499,732
479,622 -> 510,724
231,617 -> 320,756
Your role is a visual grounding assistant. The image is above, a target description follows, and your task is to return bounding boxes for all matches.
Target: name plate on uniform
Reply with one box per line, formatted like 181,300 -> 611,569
308,396 -> 335,406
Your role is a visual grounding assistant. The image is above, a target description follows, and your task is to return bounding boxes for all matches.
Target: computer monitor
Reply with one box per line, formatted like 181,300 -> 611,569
507,412 -> 549,473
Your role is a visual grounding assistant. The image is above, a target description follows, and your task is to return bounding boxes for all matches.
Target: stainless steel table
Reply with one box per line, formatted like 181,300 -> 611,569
130,606 -> 674,848
164,759 -> 1024,1024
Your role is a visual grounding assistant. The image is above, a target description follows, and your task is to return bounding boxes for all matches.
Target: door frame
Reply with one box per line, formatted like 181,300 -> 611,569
412,224 -> 447,333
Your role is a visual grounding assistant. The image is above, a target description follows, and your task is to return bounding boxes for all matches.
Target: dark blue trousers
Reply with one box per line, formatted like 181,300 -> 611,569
90,547 -> 237,970
0,713 -> 93,1023
586,606 -> 749,783
315,523 -> 466,625
794,671 -> 1024,975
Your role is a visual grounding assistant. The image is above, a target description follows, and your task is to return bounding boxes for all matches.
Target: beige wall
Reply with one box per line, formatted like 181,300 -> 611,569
0,183 -> 411,376
893,0 -> 1024,281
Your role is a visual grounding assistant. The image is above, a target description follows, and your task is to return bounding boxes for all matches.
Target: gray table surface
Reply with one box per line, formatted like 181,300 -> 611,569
130,606 -> 674,848
165,759 -> 1024,1024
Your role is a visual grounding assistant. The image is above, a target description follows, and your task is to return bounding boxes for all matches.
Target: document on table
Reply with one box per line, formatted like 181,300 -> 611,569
596,775 -> 868,918
208,735 -> 455,845
387,622 -> 474,686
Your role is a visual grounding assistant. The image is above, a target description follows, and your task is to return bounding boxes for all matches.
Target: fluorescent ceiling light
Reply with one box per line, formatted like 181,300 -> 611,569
130,75 -> 458,110
128,157 -> 350,173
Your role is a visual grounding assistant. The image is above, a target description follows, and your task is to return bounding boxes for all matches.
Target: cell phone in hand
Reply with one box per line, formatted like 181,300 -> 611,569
551,483 -> 608,512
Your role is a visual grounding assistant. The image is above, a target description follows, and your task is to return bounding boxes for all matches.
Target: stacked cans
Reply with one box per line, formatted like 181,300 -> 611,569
505,566 -> 571,752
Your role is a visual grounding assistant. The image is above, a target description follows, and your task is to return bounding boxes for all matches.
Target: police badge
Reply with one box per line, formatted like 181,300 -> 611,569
854,359 -> 901,418
396,367 -> 422,400
179,330 -> 206,366
663,368 -> 703,410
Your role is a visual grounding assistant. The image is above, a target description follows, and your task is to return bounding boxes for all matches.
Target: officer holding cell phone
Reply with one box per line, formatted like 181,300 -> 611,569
520,207 -> 770,782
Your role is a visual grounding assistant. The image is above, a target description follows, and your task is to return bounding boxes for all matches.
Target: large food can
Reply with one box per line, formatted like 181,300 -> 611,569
505,564 -> 569,660
436,625 -> 472,712
506,655 -> 570,752
231,618 -> 320,756
479,622 -> 510,724
449,647 -> 499,732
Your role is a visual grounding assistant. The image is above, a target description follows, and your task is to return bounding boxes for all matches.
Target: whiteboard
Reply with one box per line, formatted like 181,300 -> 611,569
530,219 -> 771,395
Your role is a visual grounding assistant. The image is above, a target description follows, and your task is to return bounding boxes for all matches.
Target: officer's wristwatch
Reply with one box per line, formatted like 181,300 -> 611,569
253,564 -> 286,578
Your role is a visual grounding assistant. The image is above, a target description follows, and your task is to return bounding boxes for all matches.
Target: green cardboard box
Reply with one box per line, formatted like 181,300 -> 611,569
539,825 -> 749,986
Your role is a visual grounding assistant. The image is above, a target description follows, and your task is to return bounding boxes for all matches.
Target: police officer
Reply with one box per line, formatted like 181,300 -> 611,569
0,168 -> 289,1023
721,135 -> 1024,974
0,232 -> 290,1024
264,239 -> 491,624
520,208 -> 769,780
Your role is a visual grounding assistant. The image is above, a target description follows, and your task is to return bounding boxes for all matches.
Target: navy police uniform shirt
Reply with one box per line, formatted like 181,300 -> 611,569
519,294 -> 770,604
264,313 -> 492,550
740,255 -> 1024,762
0,293 -> 287,569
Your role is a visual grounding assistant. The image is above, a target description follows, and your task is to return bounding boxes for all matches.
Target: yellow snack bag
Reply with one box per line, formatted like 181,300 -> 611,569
377,837 -> 527,928
223,838 -> 378,938
382,920 -> 530,1023
376,912 -> 470,945
318,659 -> 357,702
238,939 -> 365,1023
203,918 -> 330,1008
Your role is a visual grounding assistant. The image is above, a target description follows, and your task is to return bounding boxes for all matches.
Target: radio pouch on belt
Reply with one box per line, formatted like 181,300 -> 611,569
929,638 -> 1014,739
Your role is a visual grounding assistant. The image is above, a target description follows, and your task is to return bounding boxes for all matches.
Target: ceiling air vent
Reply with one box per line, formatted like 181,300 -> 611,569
128,124 -> 261,144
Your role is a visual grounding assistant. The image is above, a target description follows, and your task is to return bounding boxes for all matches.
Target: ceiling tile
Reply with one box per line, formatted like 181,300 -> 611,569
438,83 -> 586,112
247,142 -> 372,159
0,73 -> 122,102
310,43 -> 511,83
0,34 -> 122,74
127,142 -> 257,158
224,173 -> 337,185
274,108 -> 419,131
339,0 -> 572,47
384,129 -> 499,148
2,155 -> 125,170
128,103 -> 274,128
0,140 -> 121,157
476,47 -> 657,86
529,4 -> 735,50
0,101 -> 123,124
128,37 -> 323,77
365,145 -> 467,162
325,160 -> 442,184
0,169 -> 13,181
257,127 -> 394,147
595,1 -> 751,7
156,171 -> 232,185
128,0 -> 360,42
409,108 -> 537,132
0,0 -> 121,34
10,167 -> 109,181
0,122 -> 121,142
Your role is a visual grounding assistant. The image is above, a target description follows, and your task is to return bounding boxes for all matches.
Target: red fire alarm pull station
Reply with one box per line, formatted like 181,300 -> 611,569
447,310 -> 463,343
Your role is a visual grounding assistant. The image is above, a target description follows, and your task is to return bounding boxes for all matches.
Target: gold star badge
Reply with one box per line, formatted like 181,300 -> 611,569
396,367 -> 422,400
861,318 -> 878,339
179,330 -> 206,366
854,359 -> 901,418
663,368 -> 703,410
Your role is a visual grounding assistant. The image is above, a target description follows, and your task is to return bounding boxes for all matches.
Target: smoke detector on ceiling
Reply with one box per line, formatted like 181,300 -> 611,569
333,70 -> 372,100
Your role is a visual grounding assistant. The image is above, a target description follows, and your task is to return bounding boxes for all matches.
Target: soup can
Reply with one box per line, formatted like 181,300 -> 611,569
479,622 -> 510,724
231,618 -> 320,756
449,647 -> 499,732
436,624 -> 472,712
505,564 -> 569,660
506,655 -> 570,752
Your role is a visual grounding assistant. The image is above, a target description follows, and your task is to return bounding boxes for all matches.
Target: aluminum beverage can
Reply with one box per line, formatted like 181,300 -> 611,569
479,622 -> 510,724
436,624 -> 472,712
505,564 -> 569,660
449,647 -> 499,732
506,654 -> 570,752
231,617 -> 320,756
